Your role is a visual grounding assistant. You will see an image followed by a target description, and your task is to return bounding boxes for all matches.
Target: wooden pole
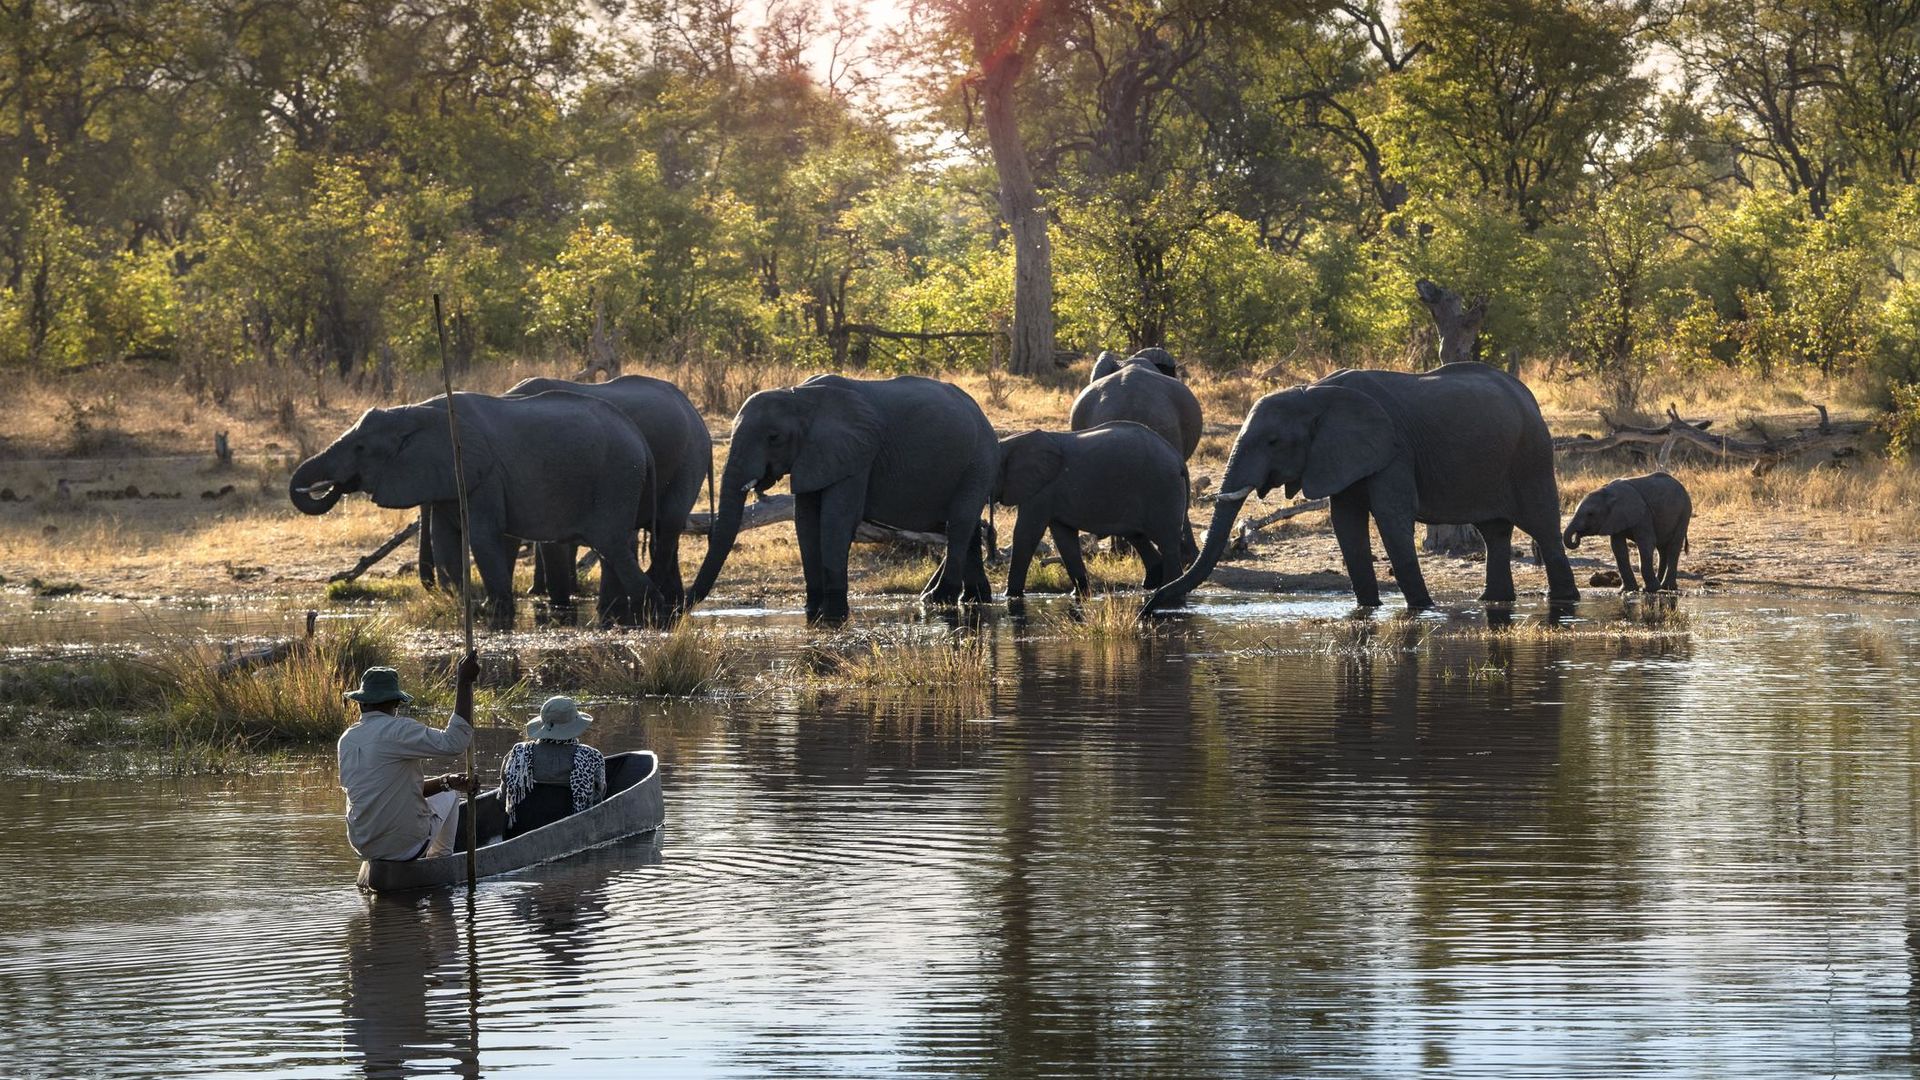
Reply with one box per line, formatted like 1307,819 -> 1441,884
434,294 -> 479,891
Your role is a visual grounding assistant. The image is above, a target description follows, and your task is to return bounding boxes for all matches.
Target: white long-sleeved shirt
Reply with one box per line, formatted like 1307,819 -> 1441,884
337,709 -> 473,861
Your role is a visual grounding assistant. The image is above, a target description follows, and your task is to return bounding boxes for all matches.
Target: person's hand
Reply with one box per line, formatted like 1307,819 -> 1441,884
444,772 -> 475,794
456,650 -> 480,686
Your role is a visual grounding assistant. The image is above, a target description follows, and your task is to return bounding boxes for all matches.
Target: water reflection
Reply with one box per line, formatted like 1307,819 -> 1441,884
2,594 -> 1918,1076
342,895 -> 478,1080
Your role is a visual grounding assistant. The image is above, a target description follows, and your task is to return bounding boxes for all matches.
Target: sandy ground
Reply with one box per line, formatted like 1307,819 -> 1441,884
1,364 -> 1915,609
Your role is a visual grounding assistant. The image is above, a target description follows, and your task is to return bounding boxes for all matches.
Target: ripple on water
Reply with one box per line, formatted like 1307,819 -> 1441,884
3,593 -> 1920,1077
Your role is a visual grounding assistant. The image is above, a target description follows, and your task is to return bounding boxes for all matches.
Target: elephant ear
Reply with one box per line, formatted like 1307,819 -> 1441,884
997,430 -> 1066,506
1600,480 -> 1649,534
1301,385 -> 1397,499
789,381 -> 883,493
1091,351 -> 1124,382
368,409 -> 457,510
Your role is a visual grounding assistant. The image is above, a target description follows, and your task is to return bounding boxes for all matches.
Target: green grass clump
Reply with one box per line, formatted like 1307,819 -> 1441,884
864,557 -> 941,595
526,620 -> 732,697
325,578 -> 418,603
0,655 -> 170,710
157,618 -> 408,746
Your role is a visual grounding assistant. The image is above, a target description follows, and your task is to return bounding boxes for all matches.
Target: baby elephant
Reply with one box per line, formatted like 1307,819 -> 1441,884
996,421 -> 1195,599
1562,472 -> 1692,593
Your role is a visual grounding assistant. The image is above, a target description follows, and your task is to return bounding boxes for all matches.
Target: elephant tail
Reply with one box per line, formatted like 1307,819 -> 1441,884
707,453 -> 716,519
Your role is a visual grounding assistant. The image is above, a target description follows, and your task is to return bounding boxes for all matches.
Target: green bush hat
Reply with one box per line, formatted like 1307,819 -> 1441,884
526,696 -> 593,741
344,667 -> 412,706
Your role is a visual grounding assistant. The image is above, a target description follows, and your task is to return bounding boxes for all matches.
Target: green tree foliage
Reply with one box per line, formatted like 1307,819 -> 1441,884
0,0 -> 1914,427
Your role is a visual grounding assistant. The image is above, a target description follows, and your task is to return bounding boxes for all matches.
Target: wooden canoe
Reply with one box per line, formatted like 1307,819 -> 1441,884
357,750 -> 664,893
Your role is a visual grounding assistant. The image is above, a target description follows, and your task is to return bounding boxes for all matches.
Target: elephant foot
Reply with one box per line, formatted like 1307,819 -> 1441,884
1353,594 -> 1383,608
1478,588 -> 1516,604
921,587 -> 962,607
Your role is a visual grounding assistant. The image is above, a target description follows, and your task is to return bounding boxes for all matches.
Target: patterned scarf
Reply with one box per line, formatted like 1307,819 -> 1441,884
501,739 -> 606,826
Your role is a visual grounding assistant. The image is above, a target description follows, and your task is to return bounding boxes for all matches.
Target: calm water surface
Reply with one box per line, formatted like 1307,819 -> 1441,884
3,593 -> 1919,1077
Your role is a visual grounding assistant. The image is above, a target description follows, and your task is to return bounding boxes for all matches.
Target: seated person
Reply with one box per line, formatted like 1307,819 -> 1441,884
500,696 -> 607,838
337,654 -> 479,862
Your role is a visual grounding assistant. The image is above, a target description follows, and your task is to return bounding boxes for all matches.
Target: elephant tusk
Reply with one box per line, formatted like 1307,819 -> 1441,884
1214,486 -> 1253,503
739,480 -> 758,494
296,481 -> 337,498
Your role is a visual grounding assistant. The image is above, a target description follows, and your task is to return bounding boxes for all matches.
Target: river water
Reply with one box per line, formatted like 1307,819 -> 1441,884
3,593 -> 1919,1077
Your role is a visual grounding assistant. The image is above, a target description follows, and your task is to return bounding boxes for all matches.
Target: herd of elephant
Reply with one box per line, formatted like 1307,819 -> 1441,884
287,351 -> 1695,630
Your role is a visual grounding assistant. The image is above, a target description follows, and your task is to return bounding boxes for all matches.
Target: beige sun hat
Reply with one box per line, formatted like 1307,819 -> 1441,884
526,695 -> 593,741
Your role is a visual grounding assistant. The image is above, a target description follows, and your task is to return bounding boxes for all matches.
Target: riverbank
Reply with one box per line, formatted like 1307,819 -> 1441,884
1,359 -> 1913,608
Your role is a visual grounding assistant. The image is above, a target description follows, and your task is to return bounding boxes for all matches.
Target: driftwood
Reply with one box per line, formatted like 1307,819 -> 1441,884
330,521 -> 421,583
216,611 -> 318,677
1553,405 -> 1868,474
1230,498 -> 1330,552
682,493 -> 952,547
1415,279 -> 1488,365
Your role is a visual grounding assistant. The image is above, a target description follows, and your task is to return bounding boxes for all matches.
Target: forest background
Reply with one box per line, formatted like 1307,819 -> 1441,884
5,0 -> 1920,434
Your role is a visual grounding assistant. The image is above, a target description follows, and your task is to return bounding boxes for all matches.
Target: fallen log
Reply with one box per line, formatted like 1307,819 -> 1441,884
1553,404 -> 1869,474
1230,498 -> 1330,553
329,521 -> 421,583
682,493 -> 950,547
216,611 -> 318,677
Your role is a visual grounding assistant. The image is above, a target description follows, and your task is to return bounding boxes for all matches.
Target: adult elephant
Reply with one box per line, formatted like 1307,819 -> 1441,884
1071,348 -> 1202,461
514,375 -> 709,614
686,374 -> 998,624
290,392 -> 664,630
1143,362 -> 1580,613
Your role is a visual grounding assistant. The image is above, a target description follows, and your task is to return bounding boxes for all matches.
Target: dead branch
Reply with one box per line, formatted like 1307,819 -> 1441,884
328,521 -> 420,583
1553,404 -> 1868,474
683,493 -> 951,548
1230,498 -> 1330,552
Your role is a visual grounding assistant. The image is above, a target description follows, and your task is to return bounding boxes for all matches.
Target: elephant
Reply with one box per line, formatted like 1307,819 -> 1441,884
1562,472 -> 1692,593
1143,361 -> 1580,613
1071,348 -> 1203,461
514,375 -> 709,614
291,391 -> 664,630
1090,346 -> 1180,382
995,421 -> 1194,599
417,375 -> 712,617
686,374 -> 999,624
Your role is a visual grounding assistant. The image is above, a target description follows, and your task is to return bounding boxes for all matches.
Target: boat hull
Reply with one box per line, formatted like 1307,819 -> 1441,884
358,750 -> 663,892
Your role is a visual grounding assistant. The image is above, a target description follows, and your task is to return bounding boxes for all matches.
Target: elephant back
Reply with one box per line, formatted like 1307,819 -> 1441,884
1069,365 -> 1202,461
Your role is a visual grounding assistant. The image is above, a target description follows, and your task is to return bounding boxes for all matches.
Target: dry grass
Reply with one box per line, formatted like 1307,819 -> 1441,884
1041,591 -> 1155,640
4,356 -> 1917,607
800,627 -> 992,692
521,620 -> 733,698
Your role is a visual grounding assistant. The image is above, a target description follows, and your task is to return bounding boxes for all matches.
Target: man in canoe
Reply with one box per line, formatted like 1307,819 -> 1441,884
498,696 -> 607,838
337,653 -> 480,862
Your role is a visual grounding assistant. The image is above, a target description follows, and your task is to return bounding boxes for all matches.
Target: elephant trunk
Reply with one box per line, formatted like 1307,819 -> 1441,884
1143,488 -> 1247,614
289,452 -> 346,516
686,462 -> 753,607
1562,521 -> 1583,550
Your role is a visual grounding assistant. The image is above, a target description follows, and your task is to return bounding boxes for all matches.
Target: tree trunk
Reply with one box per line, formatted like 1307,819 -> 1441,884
1415,279 -> 1487,365
979,48 -> 1054,377
1422,523 -> 1484,557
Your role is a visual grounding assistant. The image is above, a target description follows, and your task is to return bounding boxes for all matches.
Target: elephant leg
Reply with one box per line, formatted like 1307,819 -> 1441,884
1610,535 -> 1639,592
597,535 -> 647,626
1330,493 -> 1380,607
1476,519 -> 1516,604
1179,517 -> 1198,570
1004,510 -> 1046,599
594,536 -> 660,630
1134,533 -> 1167,591
1050,523 -> 1091,597
923,500 -> 978,607
1144,519 -> 1185,592
1373,508 -> 1432,610
1633,528 -> 1659,595
1657,524 -> 1687,592
538,543 -> 580,609
794,490 -> 825,622
961,523 -> 993,604
1519,514 -> 1581,604
430,503 -> 464,591
816,481 -> 865,624
416,508 -> 436,590
469,528 -> 517,632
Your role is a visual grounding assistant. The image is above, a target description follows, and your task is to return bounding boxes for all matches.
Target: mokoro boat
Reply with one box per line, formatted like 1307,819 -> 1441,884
357,750 -> 663,893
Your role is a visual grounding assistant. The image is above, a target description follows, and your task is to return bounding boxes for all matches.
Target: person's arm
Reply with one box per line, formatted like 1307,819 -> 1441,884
388,651 -> 480,758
